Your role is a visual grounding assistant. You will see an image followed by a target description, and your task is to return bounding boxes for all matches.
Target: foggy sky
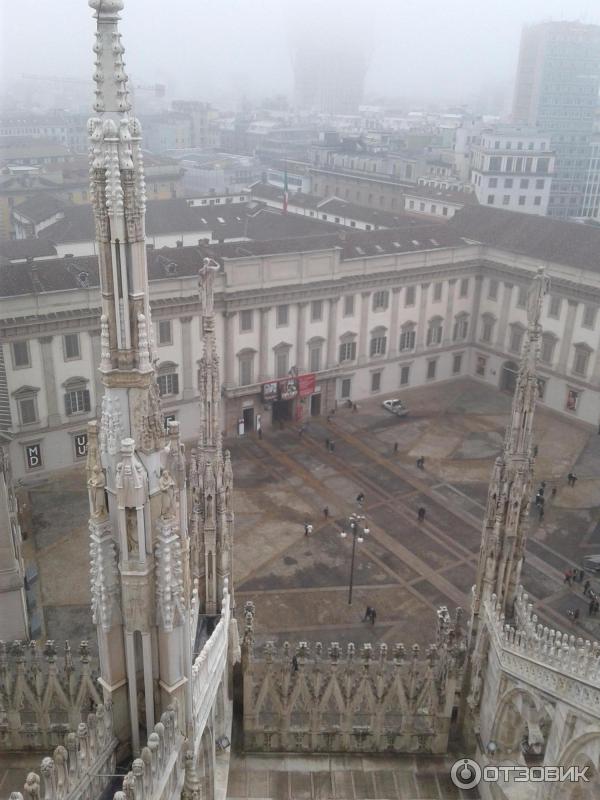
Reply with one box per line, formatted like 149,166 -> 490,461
2,0 -> 600,108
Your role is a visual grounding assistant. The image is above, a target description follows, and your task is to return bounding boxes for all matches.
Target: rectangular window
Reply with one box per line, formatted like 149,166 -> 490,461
276,305 -> 289,327
452,353 -> 462,374
343,295 -> 355,317
240,310 -> 253,332
510,327 -> 524,353
158,320 -> 172,346
549,296 -> 562,319
541,337 -> 556,364
309,347 -> 321,372
535,179 -> 545,189
19,397 -> 37,425
371,371 -> 382,392
516,286 -> 527,309
459,278 -> 469,298
482,318 -> 494,343
24,443 -> 42,470
311,300 -> 323,322
427,324 -> 442,346
370,336 -> 387,357
502,195 -> 510,205
397,364 -> 409,387
489,178 -> 498,188
583,305 -> 597,329
518,195 -> 526,206
433,282 -> 443,302
476,355 -> 487,376
372,290 -> 389,311
157,372 -> 179,397
240,357 -> 253,386
63,333 -> 80,360
339,341 -> 357,362
534,196 -> 542,206
573,348 -> 590,377
276,351 -> 288,377
399,328 -> 416,351
487,195 -> 495,205
520,178 -> 529,189
426,360 -> 437,380
12,341 -> 30,368
65,388 -> 90,416
340,378 -> 351,399
488,279 -> 498,300
405,285 -> 416,306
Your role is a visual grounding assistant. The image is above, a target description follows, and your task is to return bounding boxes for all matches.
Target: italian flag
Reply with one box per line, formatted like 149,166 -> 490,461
283,165 -> 289,214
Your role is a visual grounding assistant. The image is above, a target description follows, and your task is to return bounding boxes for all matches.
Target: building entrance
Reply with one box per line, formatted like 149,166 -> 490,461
242,407 -> 254,433
272,399 -> 293,423
310,393 -> 321,416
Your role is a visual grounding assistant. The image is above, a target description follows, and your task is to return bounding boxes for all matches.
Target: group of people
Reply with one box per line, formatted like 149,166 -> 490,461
565,568 -> 600,621
583,580 -> 600,616
363,606 -> 377,624
564,568 -> 585,585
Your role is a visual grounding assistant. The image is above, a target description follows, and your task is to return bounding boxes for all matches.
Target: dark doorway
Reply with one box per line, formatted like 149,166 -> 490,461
272,399 -> 293,422
242,407 -> 254,432
500,361 -> 519,393
310,393 -> 321,416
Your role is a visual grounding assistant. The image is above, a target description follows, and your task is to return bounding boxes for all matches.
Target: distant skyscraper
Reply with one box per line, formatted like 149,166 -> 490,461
512,21 -> 600,219
293,47 -> 367,115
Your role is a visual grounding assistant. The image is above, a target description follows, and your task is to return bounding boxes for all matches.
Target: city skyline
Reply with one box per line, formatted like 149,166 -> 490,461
2,0 -> 600,108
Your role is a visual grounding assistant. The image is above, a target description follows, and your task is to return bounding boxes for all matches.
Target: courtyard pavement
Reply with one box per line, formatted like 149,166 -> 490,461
10,377 -> 600,799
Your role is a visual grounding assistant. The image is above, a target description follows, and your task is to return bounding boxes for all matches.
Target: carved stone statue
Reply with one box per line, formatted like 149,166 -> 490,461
125,508 -> 138,555
88,465 -> 107,518
159,469 -> 176,518
527,268 -> 550,327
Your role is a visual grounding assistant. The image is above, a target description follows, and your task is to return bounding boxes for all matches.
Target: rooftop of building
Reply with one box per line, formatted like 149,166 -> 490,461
13,193 -> 67,223
0,224 -> 468,298
405,185 -> 478,205
449,204 -> 600,271
0,138 -> 72,161
0,238 -> 57,261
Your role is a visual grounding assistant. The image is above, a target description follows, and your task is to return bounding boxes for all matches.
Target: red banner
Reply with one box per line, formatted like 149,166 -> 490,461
298,373 -> 316,398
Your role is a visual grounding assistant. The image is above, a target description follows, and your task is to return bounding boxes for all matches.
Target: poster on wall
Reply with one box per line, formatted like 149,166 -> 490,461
279,377 -> 298,401
566,389 -> 579,411
73,432 -> 88,459
298,373 -> 316,398
262,381 -> 279,403
25,443 -> 42,470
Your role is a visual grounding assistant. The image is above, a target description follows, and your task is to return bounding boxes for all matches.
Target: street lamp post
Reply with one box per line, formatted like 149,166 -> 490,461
340,512 -> 369,605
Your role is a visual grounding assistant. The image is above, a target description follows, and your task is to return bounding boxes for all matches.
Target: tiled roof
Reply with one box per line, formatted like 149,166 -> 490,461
13,193 -> 68,223
0,238 -> 57,261
450,205 -> 600,271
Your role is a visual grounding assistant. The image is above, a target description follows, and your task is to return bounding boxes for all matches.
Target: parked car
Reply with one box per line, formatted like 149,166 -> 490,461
583,555 -> 600,573
382,398 -> 409,417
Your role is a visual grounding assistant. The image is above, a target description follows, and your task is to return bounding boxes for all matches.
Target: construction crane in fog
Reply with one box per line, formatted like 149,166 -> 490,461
21,74 -> 166,98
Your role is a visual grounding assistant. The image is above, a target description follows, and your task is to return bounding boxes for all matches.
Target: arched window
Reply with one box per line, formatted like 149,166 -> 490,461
481,313 -> 496,344
62,376 -> 91,416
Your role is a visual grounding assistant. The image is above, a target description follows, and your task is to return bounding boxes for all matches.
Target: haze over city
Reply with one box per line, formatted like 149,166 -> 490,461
2,0 -> 600,107
3,1 -> 600,799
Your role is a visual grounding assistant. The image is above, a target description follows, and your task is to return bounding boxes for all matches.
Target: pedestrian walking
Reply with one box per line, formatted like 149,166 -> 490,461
304,521 -> 313,536
329,440 -> 335,452
551,486 -> 557,498
363,606 -> 372,622
418,506 -> 426,522
567,472 -> 574,486
574,608 -> 580,621
594,599 -> 600,616
564,569 -> 573,585
370,608 -> 376,625
393,442 -> 399,454
323,506 -> 329,519
292,655 -> 299,672
589,598 -> 596,616
577,569 -> 584,583
533,445 -> 539,457
352,403 -> 358,413
356,492 -> 365,505
538,505 -> 544,521
417,456 -> 425,470
584,580 -> 591,596
572,473 -> 578,487
258,427 -> 262,440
